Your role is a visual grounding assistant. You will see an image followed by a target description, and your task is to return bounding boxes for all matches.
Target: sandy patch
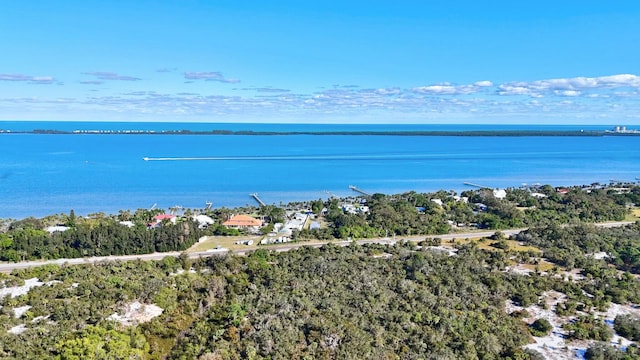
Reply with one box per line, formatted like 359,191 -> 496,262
506,291 -> 576,359
505,263 -> 535,275
593,302 -> 640,348
588,252 -> 610,260
506,291 -> 639,359
0,278 -> 44,298
107,301 -> 163,326
31,315 -> 50,323
564,269 -> 586,281
170,268 -> 198,276
425,246 -> 458,256
13,305 -> 31,319
8,324 -> 27,335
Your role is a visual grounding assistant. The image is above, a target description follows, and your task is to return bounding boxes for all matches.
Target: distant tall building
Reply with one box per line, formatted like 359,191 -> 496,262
611,126 -> 639,134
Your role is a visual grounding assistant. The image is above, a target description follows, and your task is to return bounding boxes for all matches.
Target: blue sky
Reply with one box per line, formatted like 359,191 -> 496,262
1,1 -> 640,124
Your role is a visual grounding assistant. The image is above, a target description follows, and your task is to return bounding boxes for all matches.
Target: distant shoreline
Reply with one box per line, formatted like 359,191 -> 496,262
2,129 -> 640,136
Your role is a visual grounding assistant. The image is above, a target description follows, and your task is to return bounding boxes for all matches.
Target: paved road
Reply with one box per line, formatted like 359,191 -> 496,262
0,221 -> 634,273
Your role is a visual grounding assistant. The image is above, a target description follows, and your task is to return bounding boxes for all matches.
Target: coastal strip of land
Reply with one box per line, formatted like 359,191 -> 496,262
2,129 -> 640,136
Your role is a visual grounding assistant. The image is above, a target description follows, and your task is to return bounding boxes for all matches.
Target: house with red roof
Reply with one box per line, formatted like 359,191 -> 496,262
154,214 -> 177,223
148,214 -> 177,228
222,214 -> 263,229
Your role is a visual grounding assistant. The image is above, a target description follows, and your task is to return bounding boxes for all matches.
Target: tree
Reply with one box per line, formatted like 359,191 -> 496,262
585,343 -> 634,360
563,316 -> 613,341
55,325 -> 149,359
66,209 -> 77,227
614,314 -> 640,341
311,199 -> 324,215
529,318 -> 552,337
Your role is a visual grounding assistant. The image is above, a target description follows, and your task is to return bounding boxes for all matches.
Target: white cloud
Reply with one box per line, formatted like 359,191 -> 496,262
370,87 -> 402,95
412,80 -> 497,95
497,85 -> 541,97
0,73 -> 57,84
554,90 -> 581,97
586,93 -> 609,98
498,74 -> 640,97
0,74 -> 32,81
184,71 -> 240,83
413,84 -> 461,94
474,80 -> 493,87
3,72 -> 640,123
30,76 -> 57,84
83,72 -> 141,81
80,80 -> 104,85
596,74 -> 640,87
412,83 -> 474,95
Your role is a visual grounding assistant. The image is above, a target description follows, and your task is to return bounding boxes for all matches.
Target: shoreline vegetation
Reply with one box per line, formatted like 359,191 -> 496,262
2,128 -> 640,136
2,182 -> 639,263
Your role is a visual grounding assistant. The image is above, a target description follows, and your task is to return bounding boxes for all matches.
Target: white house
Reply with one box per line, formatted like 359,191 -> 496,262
45,225 -> 70,233
193,214 -> 215,228
493,189 -> 507,199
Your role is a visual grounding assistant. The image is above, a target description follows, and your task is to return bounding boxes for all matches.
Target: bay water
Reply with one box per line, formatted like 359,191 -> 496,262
1,122 -> 639,219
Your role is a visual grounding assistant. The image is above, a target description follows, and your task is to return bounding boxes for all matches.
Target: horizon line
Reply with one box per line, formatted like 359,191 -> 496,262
0,119 -> 636,126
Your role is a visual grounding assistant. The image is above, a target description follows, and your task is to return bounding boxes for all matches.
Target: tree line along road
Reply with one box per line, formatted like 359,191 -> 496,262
0,222 -> 633,273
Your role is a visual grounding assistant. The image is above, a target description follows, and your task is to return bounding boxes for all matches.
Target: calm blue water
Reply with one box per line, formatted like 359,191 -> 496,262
1,122 -> 639,219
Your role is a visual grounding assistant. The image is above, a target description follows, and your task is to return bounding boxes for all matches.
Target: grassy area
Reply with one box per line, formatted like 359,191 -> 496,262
442,237 -> 543,254
475,240 -> 541,253
628,207 -> 640,221
188,235 -> 336,253
520,260 -> 557,272
190,228 -> 546,256
503,240 -> 544,253
188,235 -> 263,252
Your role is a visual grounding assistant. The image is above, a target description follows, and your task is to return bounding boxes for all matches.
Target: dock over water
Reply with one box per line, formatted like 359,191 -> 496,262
349,185 -> 372,196
250,193 -> 266,206
463,182 -> 490,189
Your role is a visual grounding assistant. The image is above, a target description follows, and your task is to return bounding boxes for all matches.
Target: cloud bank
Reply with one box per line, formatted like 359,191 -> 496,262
1,72 -> 639,123
498,74 -> 640,97
83,72 -> 142,81
0,73 -> 57,84
183,71 -> 240,83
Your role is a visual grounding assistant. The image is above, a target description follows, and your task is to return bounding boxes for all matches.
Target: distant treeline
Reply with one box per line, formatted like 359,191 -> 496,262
7,129 -> 640,136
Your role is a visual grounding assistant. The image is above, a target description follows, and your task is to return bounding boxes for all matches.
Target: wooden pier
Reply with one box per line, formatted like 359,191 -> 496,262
463,182 -> 490,189
349,185 -> 372,196
324,190 -> 339,198
250,193 -> 266,206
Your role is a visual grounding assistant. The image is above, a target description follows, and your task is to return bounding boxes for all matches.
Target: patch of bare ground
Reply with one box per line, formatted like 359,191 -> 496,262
107,301 -> 163,327
506,290 -> 640,359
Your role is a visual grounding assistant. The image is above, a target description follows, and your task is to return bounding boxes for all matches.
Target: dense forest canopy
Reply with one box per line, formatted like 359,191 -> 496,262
2,229 -> 640,358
